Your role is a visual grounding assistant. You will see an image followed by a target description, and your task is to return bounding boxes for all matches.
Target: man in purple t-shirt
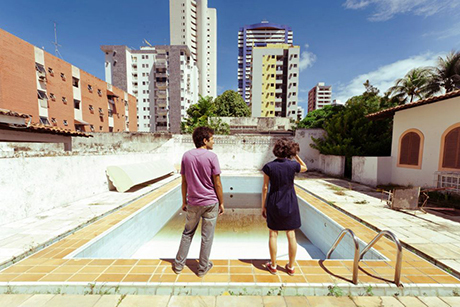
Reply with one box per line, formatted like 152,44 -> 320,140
173,126 -> 224,277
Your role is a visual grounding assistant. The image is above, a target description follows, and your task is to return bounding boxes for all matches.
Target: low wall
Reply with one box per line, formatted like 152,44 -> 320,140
352,156 -> 392,187
0,131 -> 323,226
293,129 -> 324,171
214,117 -> 292,131
319,154 -> 345,177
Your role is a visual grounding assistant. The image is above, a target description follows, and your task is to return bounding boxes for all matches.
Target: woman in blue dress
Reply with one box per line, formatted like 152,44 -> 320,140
262,138 -> 307,275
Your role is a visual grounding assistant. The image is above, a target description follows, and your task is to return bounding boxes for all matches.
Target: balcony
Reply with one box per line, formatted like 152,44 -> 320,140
157,108 -> 168,116
156,82 -> 168,89
156,90 -> 167,98
156,99 -> 167,107
155,72 -> 168,78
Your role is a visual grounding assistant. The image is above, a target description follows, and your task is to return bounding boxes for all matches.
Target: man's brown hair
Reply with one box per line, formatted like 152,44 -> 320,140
192,126 -> 215,148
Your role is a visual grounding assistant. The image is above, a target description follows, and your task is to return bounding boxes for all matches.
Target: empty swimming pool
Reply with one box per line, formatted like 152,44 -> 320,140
67,176 -> 385,261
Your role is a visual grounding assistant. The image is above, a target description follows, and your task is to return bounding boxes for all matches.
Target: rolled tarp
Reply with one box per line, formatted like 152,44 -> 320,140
106,159 -> 175,192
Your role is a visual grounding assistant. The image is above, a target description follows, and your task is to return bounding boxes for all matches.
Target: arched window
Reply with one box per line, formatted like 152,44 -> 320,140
398,130 -> 423,168
441,126 -> 460,170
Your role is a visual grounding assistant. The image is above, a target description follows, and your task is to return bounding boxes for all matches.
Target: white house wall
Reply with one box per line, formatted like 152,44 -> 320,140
390,96 -> 460,188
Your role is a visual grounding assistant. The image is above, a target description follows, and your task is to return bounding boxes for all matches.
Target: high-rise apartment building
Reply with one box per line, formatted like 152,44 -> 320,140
170,0 -> 217,98
308,82 -> 332,112
250,44 -> 299,118
102,45 -> 198,133
0,29 -> 137,133
238,21 -> 293,104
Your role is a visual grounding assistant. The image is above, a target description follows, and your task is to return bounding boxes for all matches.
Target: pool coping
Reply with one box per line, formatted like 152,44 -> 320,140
0,176 -> 459,295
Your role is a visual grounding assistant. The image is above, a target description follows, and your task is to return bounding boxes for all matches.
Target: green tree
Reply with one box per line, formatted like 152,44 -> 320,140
181,95 -> 230,134
311,83 -> 397,177
387,67 -> 437,104
296,104 -> 344,129
214,90 -> 251,117
430,51 -> 460,93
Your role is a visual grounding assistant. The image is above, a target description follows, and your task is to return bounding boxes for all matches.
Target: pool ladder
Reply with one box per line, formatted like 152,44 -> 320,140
326,229 -> 403,286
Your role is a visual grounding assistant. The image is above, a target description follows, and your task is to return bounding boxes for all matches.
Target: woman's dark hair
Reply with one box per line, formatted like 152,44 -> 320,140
192,126 -> 214,148
273,138 -> 297,158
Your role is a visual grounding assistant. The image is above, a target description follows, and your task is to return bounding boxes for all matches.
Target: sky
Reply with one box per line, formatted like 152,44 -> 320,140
1,0 -> 460,112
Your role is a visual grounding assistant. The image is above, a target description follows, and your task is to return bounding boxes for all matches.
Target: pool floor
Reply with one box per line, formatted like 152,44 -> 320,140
133,208 -> 325,260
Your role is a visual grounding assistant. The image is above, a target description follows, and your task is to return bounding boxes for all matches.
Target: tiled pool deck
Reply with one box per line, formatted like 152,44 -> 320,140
1,175 -> 459,296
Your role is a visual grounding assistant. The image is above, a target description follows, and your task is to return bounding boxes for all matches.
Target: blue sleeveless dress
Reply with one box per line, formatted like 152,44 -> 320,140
262,158 -> 301,231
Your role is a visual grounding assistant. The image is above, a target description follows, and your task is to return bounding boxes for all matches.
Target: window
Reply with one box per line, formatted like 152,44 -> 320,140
97,89 -> 102,96
48,67 -> 54,76
60,73 -> 66,81
35,63 -> 46,74
37,90 -> 48,100
98,108 -> 104,116
89,105 -> 94,112
398,130 -> 423,168
63,120 -> 68,126
88,84 -> 93,92
441,124 -> 460,170
90,125 -> 95,132
74,99 -> 80,109
50,93 -> 56,101
51,118 -> 57,124
39,116 -> 50,125
72,77 -> 79,88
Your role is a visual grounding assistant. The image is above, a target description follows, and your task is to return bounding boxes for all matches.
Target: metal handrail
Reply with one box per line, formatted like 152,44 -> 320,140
326,228 -> 359,284
359,230 -> 403,286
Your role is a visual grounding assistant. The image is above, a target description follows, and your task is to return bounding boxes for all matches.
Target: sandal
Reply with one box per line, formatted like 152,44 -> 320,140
285,264 -> 295,276
265,262 -> 277,274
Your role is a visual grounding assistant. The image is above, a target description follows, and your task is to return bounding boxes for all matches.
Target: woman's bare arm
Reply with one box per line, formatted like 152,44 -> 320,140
261,174 -> 270,218
294,154 -> 308,173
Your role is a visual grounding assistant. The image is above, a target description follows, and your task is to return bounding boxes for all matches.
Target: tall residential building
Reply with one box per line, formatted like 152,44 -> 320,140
0,29 -> 137,133
102,45 -> 198,133
170,0 -> 217,98
308,82 -> 332,112
250,44 -> 299,118
238,21 -> 293,104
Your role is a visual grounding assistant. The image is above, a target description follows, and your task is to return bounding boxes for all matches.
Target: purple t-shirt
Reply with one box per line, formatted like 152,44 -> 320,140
180,148 -> 221,206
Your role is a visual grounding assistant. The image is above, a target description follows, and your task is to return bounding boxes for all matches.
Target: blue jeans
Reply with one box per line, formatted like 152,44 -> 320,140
174,203 -> 219,273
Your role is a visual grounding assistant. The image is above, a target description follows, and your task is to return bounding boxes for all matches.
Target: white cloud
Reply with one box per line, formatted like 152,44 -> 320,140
423,23 -> 460,40
334,52 -> 443,102
343,0 -> 460,21
299,44 -> 317,72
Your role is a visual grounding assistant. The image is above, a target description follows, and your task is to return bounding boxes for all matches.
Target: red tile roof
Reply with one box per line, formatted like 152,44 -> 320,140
366,89 -> 460,120
0,108 -> 30,118
0,109 -> 92,137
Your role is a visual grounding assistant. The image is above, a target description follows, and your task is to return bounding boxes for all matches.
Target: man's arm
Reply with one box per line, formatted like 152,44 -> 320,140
261,174 -> 269,218
181,174 -> 188,211
212,174 -> 224,216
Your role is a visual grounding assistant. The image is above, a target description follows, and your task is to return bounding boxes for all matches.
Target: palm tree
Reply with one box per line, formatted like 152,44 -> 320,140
430,51 -> 460,93
388,67 -> 437,104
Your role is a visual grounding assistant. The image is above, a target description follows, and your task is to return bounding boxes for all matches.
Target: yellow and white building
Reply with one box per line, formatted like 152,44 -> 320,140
250,44 -> 300,118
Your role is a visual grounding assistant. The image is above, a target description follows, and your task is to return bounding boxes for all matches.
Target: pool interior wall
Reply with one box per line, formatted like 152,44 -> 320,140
68,176 -> 385,261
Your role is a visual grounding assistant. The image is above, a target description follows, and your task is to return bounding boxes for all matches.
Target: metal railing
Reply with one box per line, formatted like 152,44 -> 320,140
326,229 -> 360,284
359,230 -> 403,286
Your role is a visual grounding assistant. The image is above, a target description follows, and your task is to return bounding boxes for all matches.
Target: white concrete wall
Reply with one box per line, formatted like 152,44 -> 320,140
390,96 -> 460,188
319,154 -> 345,177
0,152 -> 169,226
0,131 -> 326,226
293,129 -> 324,171
352,156 -> 392,187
